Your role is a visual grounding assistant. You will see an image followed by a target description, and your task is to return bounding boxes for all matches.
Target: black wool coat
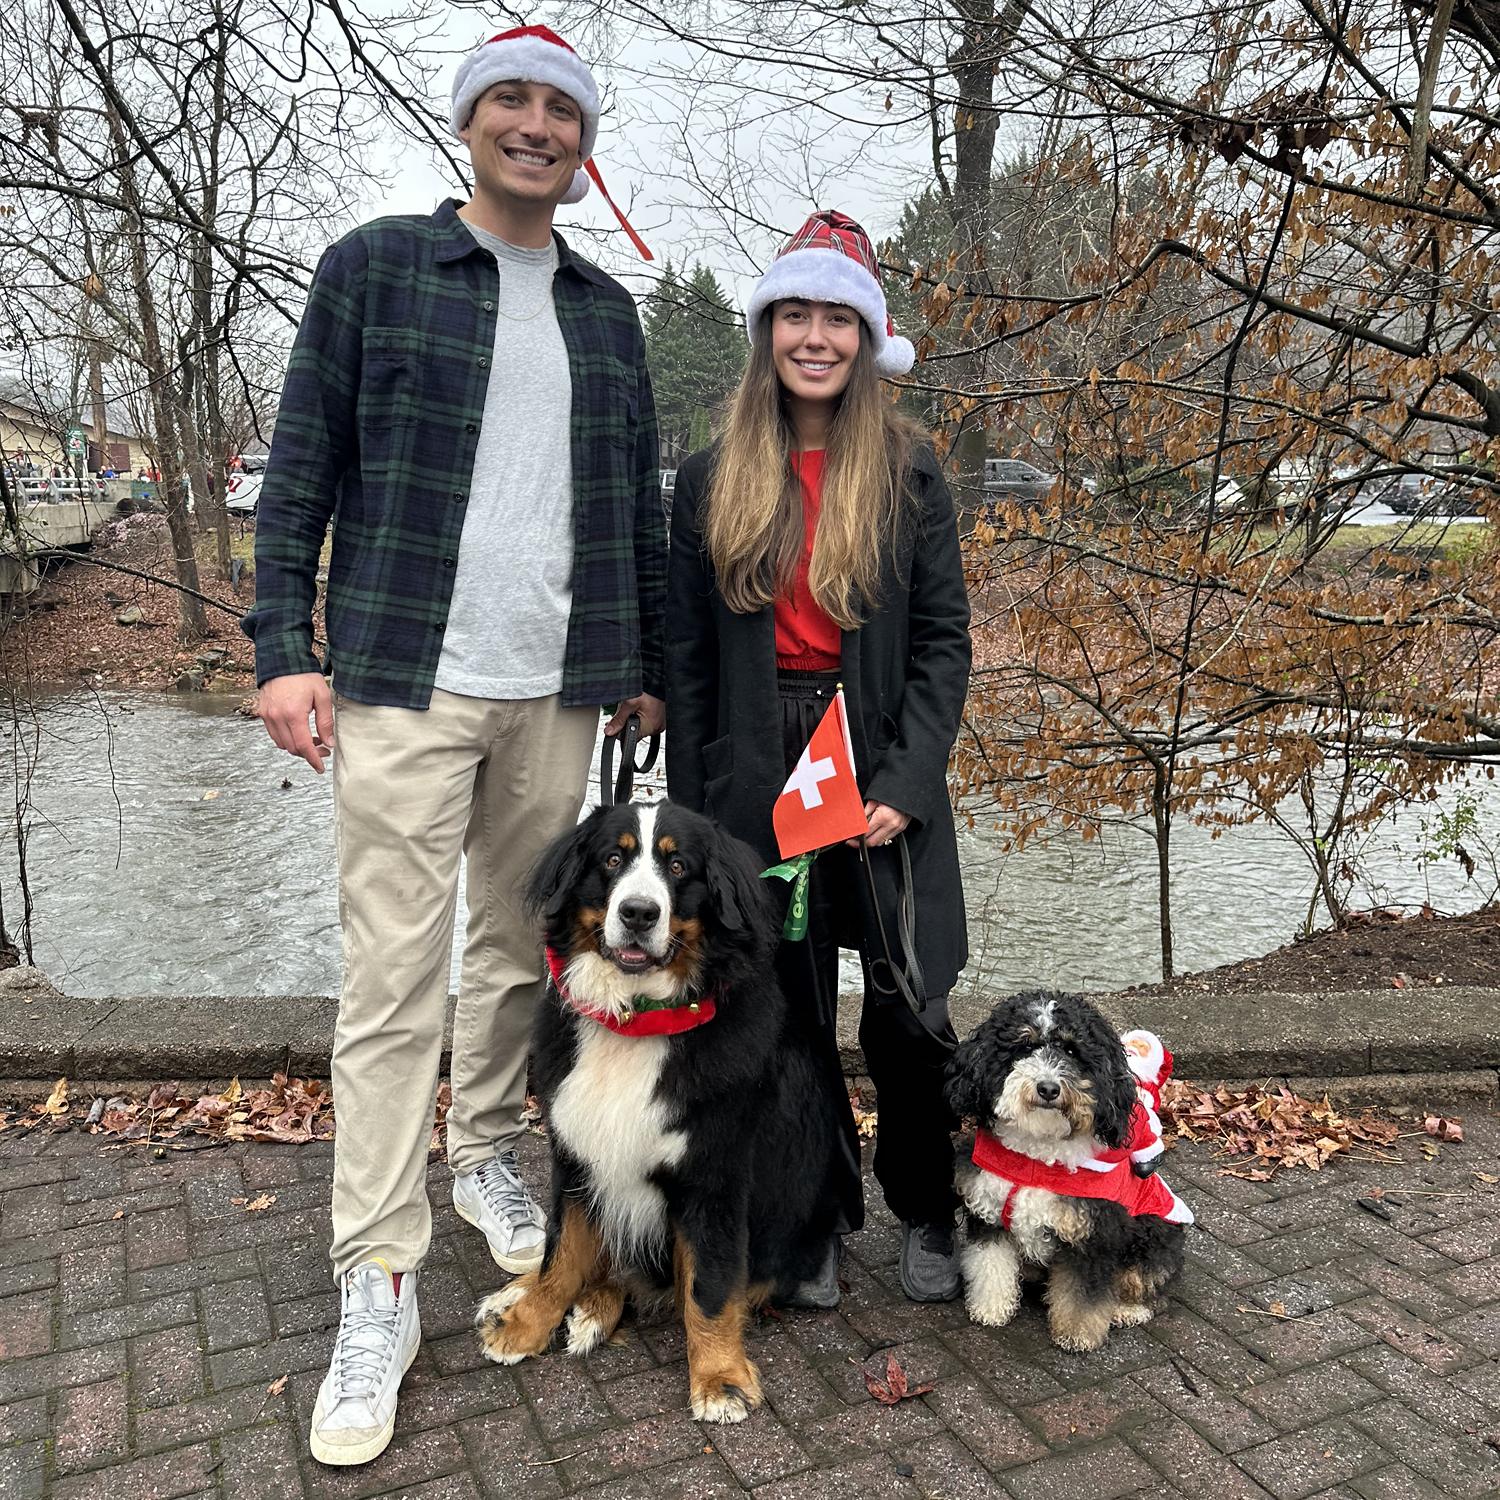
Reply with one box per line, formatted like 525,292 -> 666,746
664,443 -> 973,999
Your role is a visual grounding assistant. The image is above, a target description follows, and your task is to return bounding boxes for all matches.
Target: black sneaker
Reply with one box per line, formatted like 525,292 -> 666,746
899,1220 -> 960,1303
780,1238 -> 841,1310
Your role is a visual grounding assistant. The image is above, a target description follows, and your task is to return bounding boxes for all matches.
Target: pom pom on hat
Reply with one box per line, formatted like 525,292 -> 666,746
746,210 -> 915,378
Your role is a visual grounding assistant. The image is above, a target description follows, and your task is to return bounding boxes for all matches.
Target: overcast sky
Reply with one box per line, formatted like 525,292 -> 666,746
356,17 -> 948,311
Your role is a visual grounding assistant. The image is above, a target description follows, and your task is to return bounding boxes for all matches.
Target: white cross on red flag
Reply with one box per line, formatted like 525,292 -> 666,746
772,690 -> 868,860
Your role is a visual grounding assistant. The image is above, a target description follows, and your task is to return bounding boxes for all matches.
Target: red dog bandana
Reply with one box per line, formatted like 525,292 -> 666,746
544,946 -> 716,1038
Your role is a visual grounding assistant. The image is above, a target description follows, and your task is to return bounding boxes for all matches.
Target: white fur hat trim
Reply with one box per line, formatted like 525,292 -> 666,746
745,246 -> 916,378
450,30 -> 600,158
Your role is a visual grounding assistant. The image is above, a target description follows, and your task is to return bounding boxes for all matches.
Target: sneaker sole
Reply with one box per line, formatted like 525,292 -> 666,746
452,1199 -> 545,1274
899,1264 -> 962,1303
308,1335 -> 420,1467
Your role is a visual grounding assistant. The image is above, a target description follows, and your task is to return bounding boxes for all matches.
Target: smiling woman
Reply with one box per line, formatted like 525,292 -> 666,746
666,209 -> 973,1309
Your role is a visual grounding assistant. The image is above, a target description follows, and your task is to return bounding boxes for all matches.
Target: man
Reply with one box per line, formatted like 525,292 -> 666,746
243,25 -> 664,1467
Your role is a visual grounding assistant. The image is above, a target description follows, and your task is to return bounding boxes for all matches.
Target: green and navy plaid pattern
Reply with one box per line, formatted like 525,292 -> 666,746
243,198 -> 665,710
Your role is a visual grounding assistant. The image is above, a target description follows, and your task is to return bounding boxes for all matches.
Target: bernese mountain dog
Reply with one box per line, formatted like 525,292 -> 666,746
473,800 -> 843,1423
945,991 -> 1190,1351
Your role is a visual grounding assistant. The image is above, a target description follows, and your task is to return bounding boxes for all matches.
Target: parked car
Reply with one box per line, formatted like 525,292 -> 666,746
1382,474 -> 1488,517
225,471 -> 263,516
983,459 -> 1056,503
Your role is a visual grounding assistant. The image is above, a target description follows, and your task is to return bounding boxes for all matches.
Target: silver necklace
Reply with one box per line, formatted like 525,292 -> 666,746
494,246 -> 557,323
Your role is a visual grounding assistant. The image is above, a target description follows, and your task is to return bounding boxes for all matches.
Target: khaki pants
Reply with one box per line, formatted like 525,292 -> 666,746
328,687 -> 597,1277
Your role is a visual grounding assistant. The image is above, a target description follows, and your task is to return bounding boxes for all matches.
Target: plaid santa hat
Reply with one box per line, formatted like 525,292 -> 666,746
450,24 -> 651,258
745,210 -> 916,378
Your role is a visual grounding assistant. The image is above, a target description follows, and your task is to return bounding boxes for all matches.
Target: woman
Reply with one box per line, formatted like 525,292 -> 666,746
665,210 -> 972,1304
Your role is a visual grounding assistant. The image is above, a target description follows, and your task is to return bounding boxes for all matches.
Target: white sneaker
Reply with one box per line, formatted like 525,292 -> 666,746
453,1147 -> 546,1273
308,1260 -> 420,1467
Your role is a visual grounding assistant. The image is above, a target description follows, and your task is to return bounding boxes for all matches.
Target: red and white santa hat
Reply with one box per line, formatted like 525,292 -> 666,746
451,25 -> 599,204
746,210 -> 916,378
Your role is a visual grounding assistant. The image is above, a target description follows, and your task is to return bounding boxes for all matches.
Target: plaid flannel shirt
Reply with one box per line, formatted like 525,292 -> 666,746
243,198 -> 665,710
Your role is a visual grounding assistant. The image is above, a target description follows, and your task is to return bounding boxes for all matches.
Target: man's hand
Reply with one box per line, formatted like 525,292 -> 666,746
847,800 -> 911,849
258,672 -> 335,773
604,693 -> 665,738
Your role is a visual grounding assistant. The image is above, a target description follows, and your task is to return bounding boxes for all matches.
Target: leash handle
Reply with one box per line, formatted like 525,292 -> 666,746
599,712 -> 661,806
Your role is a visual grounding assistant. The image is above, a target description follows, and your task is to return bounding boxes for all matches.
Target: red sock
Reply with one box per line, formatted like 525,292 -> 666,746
392,1272 -> 403,1296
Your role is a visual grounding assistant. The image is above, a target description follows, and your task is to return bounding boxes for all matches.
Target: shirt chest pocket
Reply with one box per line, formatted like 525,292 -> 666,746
593,355 -> 638,450
359,326 -> 425,425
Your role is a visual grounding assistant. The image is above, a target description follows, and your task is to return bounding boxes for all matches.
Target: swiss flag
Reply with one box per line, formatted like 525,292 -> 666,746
772,691 -> 868,860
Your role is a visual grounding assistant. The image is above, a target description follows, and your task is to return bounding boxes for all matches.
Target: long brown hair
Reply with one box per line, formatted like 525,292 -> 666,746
704,314 -> 922,628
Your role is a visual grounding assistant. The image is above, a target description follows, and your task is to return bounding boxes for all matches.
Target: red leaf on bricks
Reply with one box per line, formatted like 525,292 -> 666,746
1424,1115 -> 1465,1142
863,1351 -> 935,1405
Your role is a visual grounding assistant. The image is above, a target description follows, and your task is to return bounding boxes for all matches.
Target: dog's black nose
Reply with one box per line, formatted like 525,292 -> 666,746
1036,1080 -> 1061,1103
618,897 -> 661,931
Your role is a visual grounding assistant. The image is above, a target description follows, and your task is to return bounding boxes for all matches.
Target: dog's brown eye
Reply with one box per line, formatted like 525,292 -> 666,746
605,852 -> 623,870
668,857 -> 686,877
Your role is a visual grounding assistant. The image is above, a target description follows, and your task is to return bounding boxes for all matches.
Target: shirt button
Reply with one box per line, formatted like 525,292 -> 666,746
452,491 -> 465,503
465,422 -> 477,433
442,558 -> 455,569
477,356 -> 489,369
482,300 -> 495,311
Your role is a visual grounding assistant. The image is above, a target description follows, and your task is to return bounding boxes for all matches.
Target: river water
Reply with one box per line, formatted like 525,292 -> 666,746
2,689 -> 1494,999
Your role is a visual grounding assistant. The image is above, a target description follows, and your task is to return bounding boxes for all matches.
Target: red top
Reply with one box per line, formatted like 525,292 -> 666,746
774,450 -> 842,671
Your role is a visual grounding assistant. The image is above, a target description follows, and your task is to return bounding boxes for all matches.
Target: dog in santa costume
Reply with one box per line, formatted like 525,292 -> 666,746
945,992 -> 1190,1351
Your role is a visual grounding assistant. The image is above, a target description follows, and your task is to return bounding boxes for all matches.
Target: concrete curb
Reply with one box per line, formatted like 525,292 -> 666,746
2,976 -> 1496,1093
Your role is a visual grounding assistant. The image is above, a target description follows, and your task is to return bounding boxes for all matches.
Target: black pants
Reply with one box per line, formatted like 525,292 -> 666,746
775,671 -> 960,1230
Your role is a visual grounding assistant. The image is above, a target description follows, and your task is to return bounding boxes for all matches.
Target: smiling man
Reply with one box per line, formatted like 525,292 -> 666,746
243,24 -> 664,1467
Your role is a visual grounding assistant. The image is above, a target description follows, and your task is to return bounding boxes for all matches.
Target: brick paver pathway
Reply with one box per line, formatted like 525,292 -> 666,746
2,1103 -> 1499,1498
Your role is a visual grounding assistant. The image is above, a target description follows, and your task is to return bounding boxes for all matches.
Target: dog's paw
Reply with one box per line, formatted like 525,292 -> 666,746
474,1279 -> 547,1365
690,1377 -> 760,1424
960,1238 -> 1021,1327
565,1304 -> 608,1357
1049,1323 -> 1110,1353
1110,1302 -> 1154,1328
965,1285 -> 1021,1328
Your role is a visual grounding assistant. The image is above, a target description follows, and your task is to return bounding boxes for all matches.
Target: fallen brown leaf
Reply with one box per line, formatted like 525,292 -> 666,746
266,1375 -> 288,1396
231,1193 -> 277,1213
863,1351 -> 935,1406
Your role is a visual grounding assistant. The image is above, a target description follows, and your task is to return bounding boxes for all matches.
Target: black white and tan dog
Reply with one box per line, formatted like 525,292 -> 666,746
473,799 -> 843,1422
945,991 -> 1192,1351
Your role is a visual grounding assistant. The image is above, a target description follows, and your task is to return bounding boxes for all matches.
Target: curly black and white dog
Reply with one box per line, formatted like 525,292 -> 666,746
945,991 -> 1191,1352
473,800 -> 842,1423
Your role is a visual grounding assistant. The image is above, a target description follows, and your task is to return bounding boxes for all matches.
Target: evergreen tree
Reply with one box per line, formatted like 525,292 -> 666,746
643,261 -> 745,464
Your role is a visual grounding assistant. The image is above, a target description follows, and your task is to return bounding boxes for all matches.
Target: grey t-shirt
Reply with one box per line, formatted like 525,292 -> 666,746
434,222 -> 574,700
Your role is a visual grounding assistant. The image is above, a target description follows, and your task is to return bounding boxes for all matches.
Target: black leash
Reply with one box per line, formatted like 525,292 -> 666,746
858,833 -> 931,1023
599,712 -> 661,807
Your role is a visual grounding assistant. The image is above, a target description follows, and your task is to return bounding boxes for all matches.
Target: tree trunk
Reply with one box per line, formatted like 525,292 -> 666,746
106,104 -> 208,643
943,0 -> 1021,515
1152,767 -> 1175,980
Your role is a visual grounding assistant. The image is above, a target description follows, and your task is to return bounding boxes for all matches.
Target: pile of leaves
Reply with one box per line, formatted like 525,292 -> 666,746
0,1078 -> 545,1155
0,1075 -> 338,1144
1159,1078 -> 1405,1179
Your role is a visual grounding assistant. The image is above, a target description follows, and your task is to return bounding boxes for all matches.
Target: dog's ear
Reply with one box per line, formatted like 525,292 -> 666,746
707,826 -> 769,933
945,1014 -> 1005,1123
526,811 -> 602,924
1087,1013 -> 1141,1150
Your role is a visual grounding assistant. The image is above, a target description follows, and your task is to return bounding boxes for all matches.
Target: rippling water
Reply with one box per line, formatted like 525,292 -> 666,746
1,689 -> 1493,998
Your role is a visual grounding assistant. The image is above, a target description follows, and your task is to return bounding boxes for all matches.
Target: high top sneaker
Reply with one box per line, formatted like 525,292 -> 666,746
308,1260 -> 420,1467
453,1147 -> 546,1272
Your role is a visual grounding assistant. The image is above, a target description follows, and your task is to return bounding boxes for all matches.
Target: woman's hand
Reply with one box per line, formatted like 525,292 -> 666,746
847,800 -> 911,848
